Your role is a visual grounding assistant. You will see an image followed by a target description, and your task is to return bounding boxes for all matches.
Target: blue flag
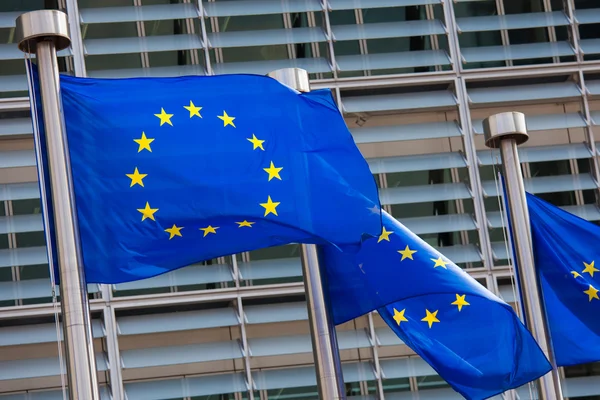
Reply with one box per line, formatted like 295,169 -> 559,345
527,192 -> 600,366
32,69 -> 381,283
322,211 -> 551,400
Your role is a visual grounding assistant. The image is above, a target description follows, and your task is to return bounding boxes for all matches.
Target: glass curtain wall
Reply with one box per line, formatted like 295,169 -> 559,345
0,0 -> 599,399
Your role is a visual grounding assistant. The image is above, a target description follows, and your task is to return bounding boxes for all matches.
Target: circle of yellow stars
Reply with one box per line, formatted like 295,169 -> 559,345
128,103 -> 284,240
570,260 -> 600,302
376,227 -> 470,329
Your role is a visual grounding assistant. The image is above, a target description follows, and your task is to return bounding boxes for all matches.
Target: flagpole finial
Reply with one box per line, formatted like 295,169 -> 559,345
15,10 -> 70,54
267,68 -> 310,93
482,111 -> 528,149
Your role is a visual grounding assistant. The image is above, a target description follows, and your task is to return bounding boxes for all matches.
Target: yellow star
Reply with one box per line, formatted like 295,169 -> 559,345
584,285 -> 599,302
451,294 -> 470,312
421,309 -> 440,328
126,167 -> 147,187
137,202 -> 158,221
571,271 -> 582,278
217,111 -> 235,127
397,245 -> 417,261
183,101 -> 202,118
263,161 -> 283,181
392,308 -> 408,325
583,261 -> 598,277
260,196 -> 280,217
154,108 -> 174,126
236,220 -> 255,228
200,225 -> 219,237
378,227 -> 393,243
134,132 -> 154,153
247,134 -> 265,150
431,257 -> 448,269
164,224 -> 183,239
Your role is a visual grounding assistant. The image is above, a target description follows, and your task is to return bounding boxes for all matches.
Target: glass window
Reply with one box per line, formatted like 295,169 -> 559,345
211,13 -> 288,65
577,159 -> 598,206
12,198 -> 41,215
267,385 -> 318,400
454,1 -> 503,70
0,201 -> 12,303
113,257 -> 231,298
291,12 -> 328,62
387,169 -> 475,259
563,361 -> 600,378
576,0 -> 600,61
457,0 -> 573,68
364,4 -> 444,74
84,18 -> 143,71
381,377 -> 410,394
503,0 -> 571,66
85,21 -> 138,40
328,9 -> 360,57
241,244 -> 302,286
0,0 -> 47,12
143,10 -> 201,68
113,286 -> 172,298
344,381 -> 361,396
363,7 -> 413,57
416,374 -> 449,390
78,0 -> 132,7
0,0 -> 53,97
142,0 -> 182,5
478,164 -> 509,247
247,244 -> 299,261
15,231 -> 45,249
81,0 -> 201,72
330,4 -> 448,76
190,394 -> 237,400
86,53 -> 143,71
529,160 -> 577,206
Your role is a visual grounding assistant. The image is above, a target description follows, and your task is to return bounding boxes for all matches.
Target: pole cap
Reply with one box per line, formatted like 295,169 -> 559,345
15,10 -> 71,54
482,112 -> 529,149
267,68 -> 310,92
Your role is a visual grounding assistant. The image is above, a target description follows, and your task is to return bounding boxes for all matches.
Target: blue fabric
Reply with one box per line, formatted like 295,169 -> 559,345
322,211 -> 551,400
32,68 -> 381,284
527,192 -> 600,366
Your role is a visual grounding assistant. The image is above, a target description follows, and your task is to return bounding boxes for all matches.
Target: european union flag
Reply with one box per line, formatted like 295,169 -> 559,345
322,211 -> 551,400
527,192 -> 600,366
32,69 -> 381,284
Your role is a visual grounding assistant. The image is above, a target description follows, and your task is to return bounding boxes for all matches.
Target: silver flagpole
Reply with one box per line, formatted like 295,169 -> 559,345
483,112 -> 563,400
267,68 -> 346,400
15,10 -> 100,400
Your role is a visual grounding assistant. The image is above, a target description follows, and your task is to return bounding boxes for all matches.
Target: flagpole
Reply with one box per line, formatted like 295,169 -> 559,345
483,112 -> 563,399
15,10 -> 100,400
267,68 -> 346,400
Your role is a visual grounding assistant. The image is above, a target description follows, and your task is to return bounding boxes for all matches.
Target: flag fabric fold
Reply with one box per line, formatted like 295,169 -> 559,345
322,211 -> 551,400
527,192 -> 600,366
32,68 -> 381,283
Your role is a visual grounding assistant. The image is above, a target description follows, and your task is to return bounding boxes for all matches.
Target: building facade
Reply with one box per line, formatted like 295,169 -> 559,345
0,0 -> 600,399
